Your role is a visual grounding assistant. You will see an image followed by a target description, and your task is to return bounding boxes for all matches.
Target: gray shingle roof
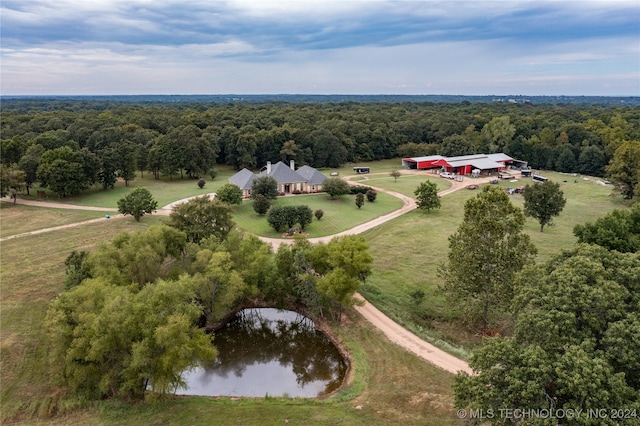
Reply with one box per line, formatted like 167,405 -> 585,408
229,161 -> 326,189
258,161 -> 306,184
228,168 -> 256,190
297,165 -> 327,185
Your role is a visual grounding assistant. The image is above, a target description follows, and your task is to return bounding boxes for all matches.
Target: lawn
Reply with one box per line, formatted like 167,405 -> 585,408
0,214 -> 460,425
23,165 -> 239,209
232,191 -> 403,238
346,172 -> 451,198
360,171 -> 628,352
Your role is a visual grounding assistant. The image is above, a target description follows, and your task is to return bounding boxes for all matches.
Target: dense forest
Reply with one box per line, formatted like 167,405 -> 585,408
1,99 -> 639,200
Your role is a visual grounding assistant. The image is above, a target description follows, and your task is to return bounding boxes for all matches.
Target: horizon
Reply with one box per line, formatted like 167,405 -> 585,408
2,1 -> 639,97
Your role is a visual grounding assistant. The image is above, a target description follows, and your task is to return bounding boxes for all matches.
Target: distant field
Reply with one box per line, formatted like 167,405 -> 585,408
0,203 -> 111,238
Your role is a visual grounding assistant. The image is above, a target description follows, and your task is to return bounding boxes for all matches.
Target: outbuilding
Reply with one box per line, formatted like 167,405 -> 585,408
402,153 -> 515,176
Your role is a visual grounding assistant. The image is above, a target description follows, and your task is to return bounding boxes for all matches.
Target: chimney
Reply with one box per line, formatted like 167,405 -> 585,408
290,160 -> 295,170
267,161 -> 271,174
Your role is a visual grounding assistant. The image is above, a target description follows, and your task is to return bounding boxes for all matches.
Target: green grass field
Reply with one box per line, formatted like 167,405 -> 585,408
0,161 -> 629,424
347,172 -> 451,198
360,171 -> 628,352
233,191 -> 403,238
23,165 -> 239,209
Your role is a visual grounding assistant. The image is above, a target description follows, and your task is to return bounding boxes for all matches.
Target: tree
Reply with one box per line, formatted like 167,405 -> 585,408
573,203 -> 640,253
606,140 -> 640,201
316,235 -> 373,322
216,183 -> 243,205
523,180 -> 567,232
252,193 -> 271,216
439,134 -> 474,157
37,146 -> 94,197
45,275 -> 216,399
390,170 -> 401,182
481,116 -> 516,153
414,181 -> 441,212
314,209 -> 324,220
191,250 -> 248,327
355,193 -> 365,209
266,205 -> 288,232
18,144 -> 45,195
322,177 -> 351,199
0,163 -> 26,203
439,185 -> 537,331
168,195 -> 234,243
295,205 -> 313,230
454,245 -> 640,422
365,189 -> 377,202
578,144 -> 606,176
251,175 -> 279,200
117,187 -> 158,221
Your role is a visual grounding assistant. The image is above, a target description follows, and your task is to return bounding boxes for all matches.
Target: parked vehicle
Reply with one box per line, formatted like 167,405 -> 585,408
440,171 -> 454,179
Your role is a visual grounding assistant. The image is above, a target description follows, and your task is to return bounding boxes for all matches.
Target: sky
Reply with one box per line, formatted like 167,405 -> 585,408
1,1 -> 639,96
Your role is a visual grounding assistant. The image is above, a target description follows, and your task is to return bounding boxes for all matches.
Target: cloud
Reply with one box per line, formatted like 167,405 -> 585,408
1,0 -> 638,95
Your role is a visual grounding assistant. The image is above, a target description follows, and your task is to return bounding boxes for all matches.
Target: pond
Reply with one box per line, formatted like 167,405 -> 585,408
178,308 -> 348,398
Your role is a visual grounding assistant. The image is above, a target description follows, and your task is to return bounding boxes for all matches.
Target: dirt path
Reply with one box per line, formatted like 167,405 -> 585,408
0,193 -> 217,242
1,176 -> 491,374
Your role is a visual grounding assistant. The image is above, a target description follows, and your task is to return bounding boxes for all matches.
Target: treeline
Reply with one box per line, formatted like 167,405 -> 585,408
1,101 -> 639,198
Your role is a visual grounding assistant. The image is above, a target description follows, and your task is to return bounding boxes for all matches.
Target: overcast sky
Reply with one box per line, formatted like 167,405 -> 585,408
1,1 -> 638,96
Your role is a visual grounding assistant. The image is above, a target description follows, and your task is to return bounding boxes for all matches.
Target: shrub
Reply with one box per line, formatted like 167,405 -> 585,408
366,189 -> 377,202
350,185 -> 372,195
253,194 -> 271,216
315,209 -> 324,220
216,184 -> 243,205
197,178 -> 206,189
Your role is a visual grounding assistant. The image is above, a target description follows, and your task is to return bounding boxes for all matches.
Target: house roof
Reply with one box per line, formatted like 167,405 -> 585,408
297,165 -> 327,185
228,168 -> 256,190
258,161 -> 306,184
229,161 -> 325,189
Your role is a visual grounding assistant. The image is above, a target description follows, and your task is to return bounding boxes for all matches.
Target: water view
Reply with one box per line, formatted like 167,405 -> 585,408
179,308 -> 348,397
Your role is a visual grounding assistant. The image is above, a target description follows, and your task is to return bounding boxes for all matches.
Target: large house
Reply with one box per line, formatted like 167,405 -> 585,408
401,153 -> 526,176
229,160 -> 327,198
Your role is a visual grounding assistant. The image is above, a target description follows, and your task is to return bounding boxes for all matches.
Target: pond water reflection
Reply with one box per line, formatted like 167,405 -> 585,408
179,308 -> 348,397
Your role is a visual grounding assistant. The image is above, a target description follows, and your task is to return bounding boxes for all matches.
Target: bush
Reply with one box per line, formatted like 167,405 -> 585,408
350,185 -> 372,195
366,189 -> 377,202
315,209 -> 324,221
251,175 -> 279,200
252,194 -> 271,216
216,183 -> 243,205
197,178 -> 206,189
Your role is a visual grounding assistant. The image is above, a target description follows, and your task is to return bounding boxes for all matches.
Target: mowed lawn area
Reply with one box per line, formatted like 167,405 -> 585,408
0,213 -> 460,425
233,191 -> 403,238
360,171 -> 629,352
21,165 -> 239,209
347,171 -> 451,198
